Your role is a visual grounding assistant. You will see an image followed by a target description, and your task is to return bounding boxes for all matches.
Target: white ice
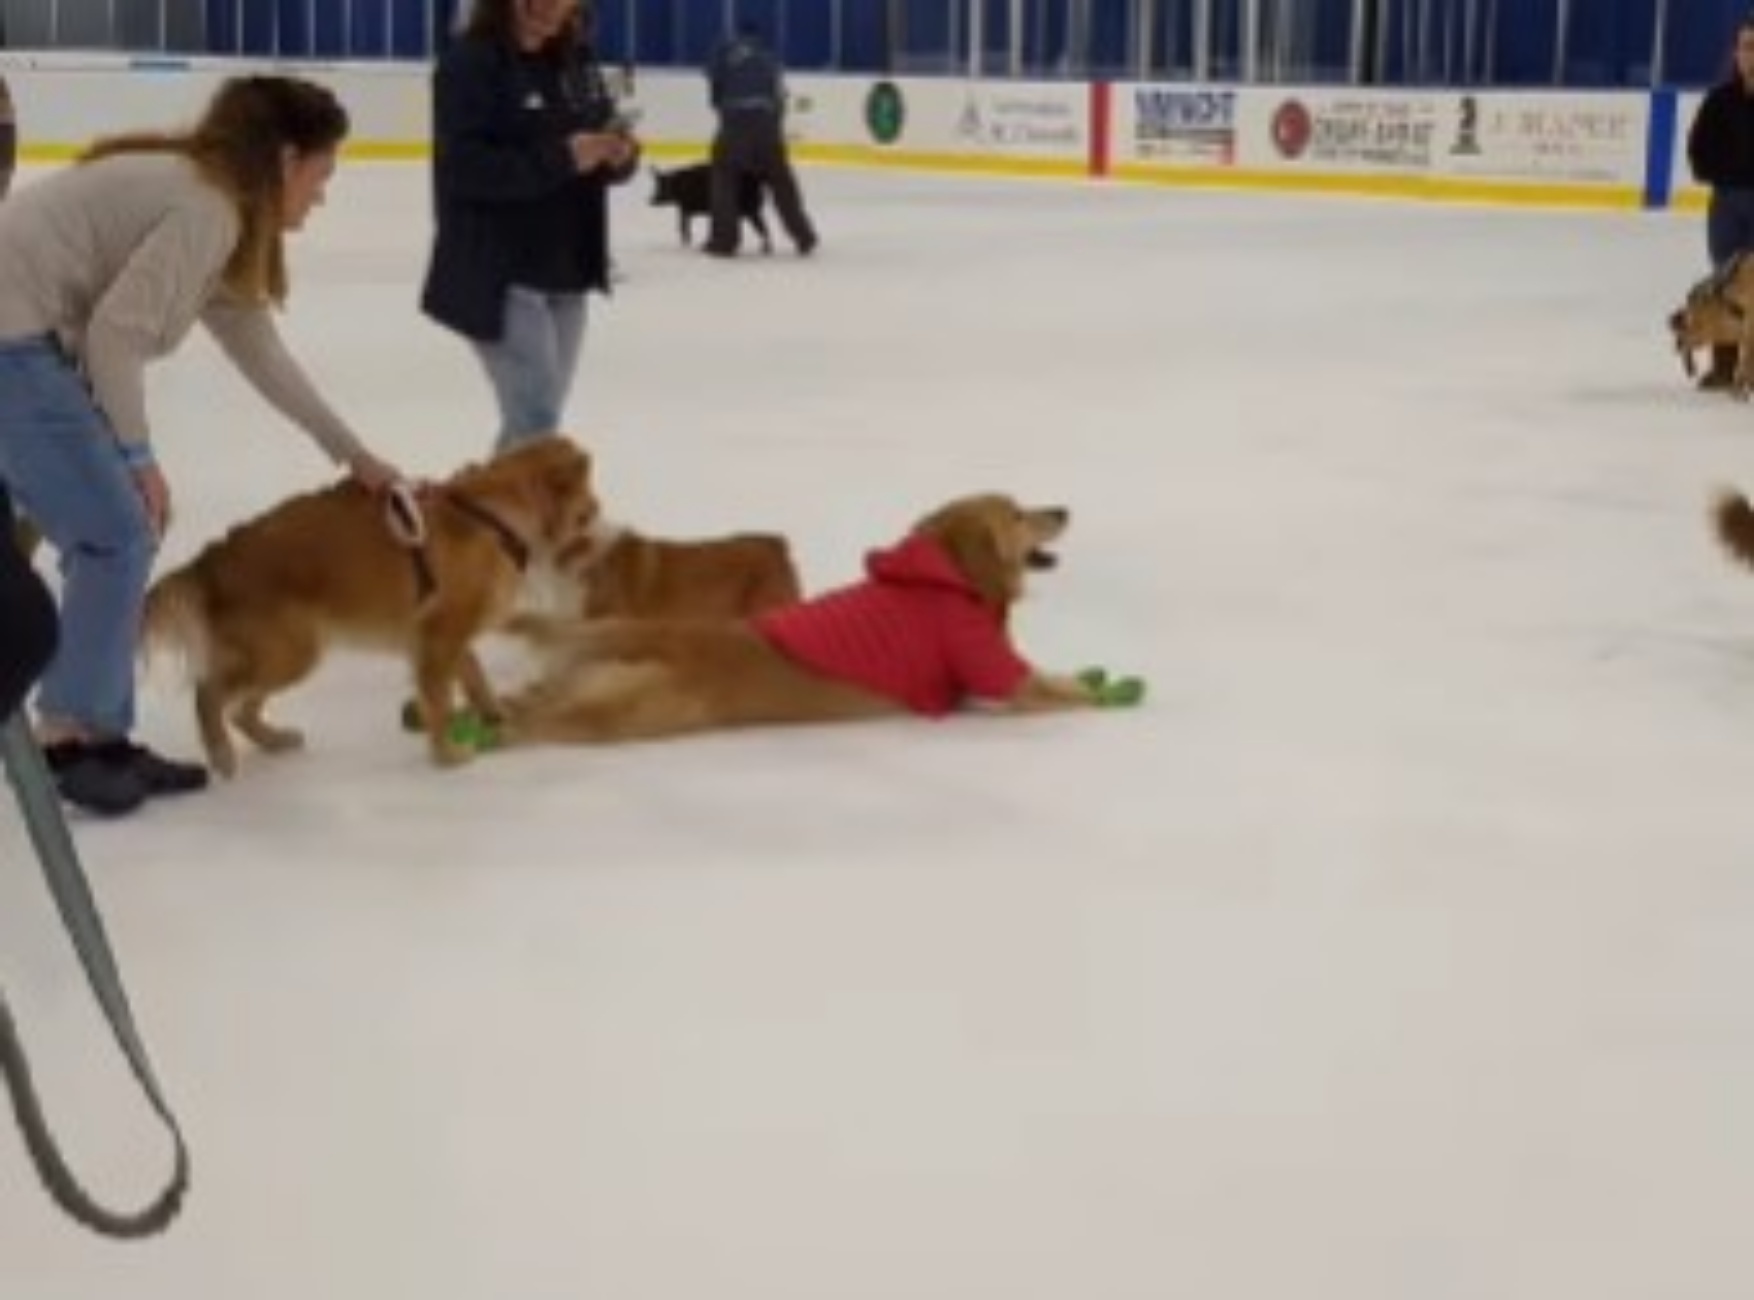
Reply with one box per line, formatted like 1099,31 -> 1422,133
3,161 -> 1752,1299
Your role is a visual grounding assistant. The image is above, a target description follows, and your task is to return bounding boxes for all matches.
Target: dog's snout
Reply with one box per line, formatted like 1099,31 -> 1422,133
1669,310 -> 1686,334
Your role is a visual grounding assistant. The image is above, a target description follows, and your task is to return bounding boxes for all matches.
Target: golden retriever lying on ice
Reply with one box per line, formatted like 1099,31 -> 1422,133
556,524 -> 803,621
499,493 -> 1112,744
144,435 -> 600,774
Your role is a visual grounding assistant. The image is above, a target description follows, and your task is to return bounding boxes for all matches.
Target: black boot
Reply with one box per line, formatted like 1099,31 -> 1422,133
1700,344 -> 1738,391
93,739 -> 209,797
43,741 -> 148,817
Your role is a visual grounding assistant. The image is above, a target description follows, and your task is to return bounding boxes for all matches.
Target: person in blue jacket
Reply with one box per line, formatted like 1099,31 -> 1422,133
704,20 -> 816,258
421,0 -> 640,453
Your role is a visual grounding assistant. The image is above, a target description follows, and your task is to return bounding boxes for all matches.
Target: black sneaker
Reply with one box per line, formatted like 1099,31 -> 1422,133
43,742 -> 148,817
94,739 -> 209,796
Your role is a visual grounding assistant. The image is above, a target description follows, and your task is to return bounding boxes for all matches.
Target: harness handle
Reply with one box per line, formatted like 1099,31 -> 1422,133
383,480 -> 428,549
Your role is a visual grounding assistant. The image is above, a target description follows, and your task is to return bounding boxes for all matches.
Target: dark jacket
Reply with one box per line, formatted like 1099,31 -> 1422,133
0,485 -> 58,721
1689,80 -> 1754,190
707,36 -> 784,115
420,34 -> 633,342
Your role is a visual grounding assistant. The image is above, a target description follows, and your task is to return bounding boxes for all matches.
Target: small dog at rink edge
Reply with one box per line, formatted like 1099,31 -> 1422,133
496,493 -> 1116,746
1670,254 -> 1754,392
649,163 -> 771,253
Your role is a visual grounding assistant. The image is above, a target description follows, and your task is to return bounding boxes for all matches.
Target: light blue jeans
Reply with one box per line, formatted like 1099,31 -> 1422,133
0,336 -> 155,737
470,285 -> 587,455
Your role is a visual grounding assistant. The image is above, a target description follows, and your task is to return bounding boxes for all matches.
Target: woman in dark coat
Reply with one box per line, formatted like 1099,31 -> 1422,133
421,0 -> 640,453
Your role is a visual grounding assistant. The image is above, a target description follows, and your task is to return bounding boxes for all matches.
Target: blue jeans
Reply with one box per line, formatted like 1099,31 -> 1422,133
1708,188 -> 1754,267
0,337 -> 154,737
470,286 -> 587,455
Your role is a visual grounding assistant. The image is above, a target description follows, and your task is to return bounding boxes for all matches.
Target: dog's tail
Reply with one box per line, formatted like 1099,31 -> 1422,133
141,563 -> 212,680
1712,489 -> 1754,572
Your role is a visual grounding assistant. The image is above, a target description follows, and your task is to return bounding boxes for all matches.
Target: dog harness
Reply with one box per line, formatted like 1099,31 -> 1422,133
398,489 -> 531,602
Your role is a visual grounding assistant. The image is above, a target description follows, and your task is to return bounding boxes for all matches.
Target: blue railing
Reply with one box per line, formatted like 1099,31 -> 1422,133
0,0 -> 1743,88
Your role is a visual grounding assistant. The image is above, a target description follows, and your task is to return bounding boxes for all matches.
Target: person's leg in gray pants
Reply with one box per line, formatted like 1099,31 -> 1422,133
708,111 -> 817,256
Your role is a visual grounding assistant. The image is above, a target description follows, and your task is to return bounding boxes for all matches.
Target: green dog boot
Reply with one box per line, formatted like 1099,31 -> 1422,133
1078,666 -> 1145,708
444,710 -> 503,753
1098,676 -> 1145,708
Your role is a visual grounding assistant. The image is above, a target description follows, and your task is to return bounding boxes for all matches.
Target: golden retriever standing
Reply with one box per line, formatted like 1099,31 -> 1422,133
144,435 -> 600,774
499,493 -> 1110,745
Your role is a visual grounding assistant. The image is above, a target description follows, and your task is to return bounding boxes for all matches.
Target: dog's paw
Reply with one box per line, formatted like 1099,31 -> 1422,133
254,726 -> 305,755
445,710 -> 503,754
429,738 -> 477,768
1078,667 -> 1147,708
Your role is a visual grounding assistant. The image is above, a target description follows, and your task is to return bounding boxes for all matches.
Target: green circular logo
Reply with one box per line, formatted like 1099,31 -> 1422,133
865,81 -> 905,146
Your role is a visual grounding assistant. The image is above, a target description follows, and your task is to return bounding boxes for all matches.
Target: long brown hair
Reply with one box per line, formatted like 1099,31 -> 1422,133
79,75 -> 349,304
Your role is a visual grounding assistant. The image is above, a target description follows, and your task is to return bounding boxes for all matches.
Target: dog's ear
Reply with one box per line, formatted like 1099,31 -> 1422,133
920,505 -> 1015,609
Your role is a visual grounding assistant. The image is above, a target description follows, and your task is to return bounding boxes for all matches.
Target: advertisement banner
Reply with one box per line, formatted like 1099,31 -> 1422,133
788,76 -> 1088,167
1238,89 -> 1440,175
1110,83 -> 1239,169
1433,91 -> 1645,188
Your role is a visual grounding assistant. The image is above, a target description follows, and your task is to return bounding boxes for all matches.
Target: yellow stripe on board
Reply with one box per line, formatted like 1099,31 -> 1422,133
26,137 -> 1091,177
17,139 -> 1650,210
1109,162 -> 1645,211
16,143 -> 83,162
791,143 -> 1090,179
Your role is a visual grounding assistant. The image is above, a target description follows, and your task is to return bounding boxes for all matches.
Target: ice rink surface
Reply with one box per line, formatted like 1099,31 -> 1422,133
3,160 -> 1751,1298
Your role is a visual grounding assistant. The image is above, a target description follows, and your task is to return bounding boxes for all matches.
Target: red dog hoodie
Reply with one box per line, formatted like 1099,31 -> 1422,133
753,534 -> 1030,716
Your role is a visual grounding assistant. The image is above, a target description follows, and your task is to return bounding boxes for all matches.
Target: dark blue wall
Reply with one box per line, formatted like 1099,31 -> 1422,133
191,0 -> 1747,89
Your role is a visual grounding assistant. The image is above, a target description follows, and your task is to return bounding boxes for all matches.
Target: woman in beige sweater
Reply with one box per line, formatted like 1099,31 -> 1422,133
0,75 -> 402,816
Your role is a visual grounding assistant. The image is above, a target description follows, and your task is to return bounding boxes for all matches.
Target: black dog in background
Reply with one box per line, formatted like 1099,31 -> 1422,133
0,485 -> 56,720
650,163 -> 772,253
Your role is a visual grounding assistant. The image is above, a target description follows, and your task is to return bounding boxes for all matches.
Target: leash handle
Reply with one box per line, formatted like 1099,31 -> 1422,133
0,713 -> 189,1239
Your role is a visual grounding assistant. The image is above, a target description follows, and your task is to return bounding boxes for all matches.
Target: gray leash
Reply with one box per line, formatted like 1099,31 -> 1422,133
0,711 -> 188,1238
